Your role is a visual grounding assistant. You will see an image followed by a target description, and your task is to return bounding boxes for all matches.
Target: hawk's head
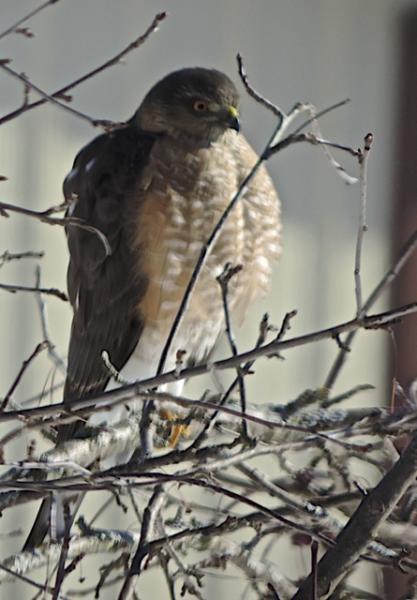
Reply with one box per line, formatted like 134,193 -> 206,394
135,67 -> 240,140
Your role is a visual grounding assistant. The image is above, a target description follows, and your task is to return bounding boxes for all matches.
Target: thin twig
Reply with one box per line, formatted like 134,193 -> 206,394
0,0 -> 59,41
0,282 -> 67,301
1,341 -> 48,410
34,266 -> 67,375
117,486 -> 164,599
236,53 -> 284,121
295,103 -> 359,185
290,99 -> 351,138
354,133 -> 373,315
0,12 -> 167,127
266,131 -> 357,160
0,200 -> 111,256
217,263 -> 248,437
95,552 -> 130,599
192,311 -> 285,444
324,224 -> 417,389
0,62 -> 117,130
0,250 -> 44,268
0,562 -> 54,595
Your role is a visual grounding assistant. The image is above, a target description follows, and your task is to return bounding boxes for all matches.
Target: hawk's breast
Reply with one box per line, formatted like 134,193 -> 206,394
129,129 -> 282,374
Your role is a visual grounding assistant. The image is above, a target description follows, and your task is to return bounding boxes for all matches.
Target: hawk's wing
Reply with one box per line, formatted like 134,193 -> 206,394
24,125 -> 156,550
63,125 -> 154,407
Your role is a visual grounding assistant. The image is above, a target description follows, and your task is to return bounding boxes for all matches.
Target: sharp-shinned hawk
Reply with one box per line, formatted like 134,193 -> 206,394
24,67 -> 281,549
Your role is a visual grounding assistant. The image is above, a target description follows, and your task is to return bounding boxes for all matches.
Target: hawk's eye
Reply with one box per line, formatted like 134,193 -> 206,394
193,100 -> 208,113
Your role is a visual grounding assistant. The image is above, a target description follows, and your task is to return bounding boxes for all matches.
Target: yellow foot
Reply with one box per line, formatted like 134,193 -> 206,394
159,409 -> 190,447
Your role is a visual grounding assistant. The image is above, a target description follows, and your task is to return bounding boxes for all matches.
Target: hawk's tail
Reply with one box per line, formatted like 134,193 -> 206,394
23,493 -> 83,550
23,497 -> 55,550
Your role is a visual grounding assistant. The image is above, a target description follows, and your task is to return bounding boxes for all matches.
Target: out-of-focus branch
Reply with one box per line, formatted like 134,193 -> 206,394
43,417 -> 141,467
0,532 -> 139,584
190,537 -> 297,599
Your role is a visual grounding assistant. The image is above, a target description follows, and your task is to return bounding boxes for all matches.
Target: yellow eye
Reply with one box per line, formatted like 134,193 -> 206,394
193,100 -> 208,112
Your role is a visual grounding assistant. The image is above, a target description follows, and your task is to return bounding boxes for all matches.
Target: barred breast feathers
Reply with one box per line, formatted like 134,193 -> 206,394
132,129 -> 281,350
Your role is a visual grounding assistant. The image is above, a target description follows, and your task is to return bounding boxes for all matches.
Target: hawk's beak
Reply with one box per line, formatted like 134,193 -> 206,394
227,106 -> 240,132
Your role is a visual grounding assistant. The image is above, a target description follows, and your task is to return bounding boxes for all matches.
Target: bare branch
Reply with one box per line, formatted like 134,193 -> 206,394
0,282 -> 67,301
0,12 -> 167,127
354,133 -> 373,314
34,266 -> 67,375
236,53 -> 284,121
117,486 -> 164,599
0,0 -> 59,42
291,430 -> 417,599
0,62 -> 117,130
0,250 -> 44,268
325,225 -> 417,389
217,263 -> 248,437
1,341 -> 48,410
0,200 -> 111,256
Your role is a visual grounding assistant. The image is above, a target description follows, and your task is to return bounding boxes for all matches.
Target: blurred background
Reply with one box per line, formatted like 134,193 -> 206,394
1,1 -> 417,597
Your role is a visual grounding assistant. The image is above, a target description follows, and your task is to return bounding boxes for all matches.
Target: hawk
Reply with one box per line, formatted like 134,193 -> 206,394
24,67 -> 281,548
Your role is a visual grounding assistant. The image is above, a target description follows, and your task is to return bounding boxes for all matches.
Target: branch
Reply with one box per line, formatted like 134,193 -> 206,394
34,266 -> 67,375
1,341 -> 48,410
354,133 -> 373,315
0,61 -> 118,130
325,224 -> 417,389
291,430 -> 417,599
236,53 -> 284,121
217,263 -> 248,436
0,12 -> 167,127
0,200 -> 111,256
117,486 -> 164,599
0,250 -> 44,268
0,303 -> 416,427
0,0 -> 59,42
193,537 -> 297,599
0,282 -> 67,301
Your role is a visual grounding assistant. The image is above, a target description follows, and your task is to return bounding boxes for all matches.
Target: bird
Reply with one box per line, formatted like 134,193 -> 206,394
23,67 -> 281,549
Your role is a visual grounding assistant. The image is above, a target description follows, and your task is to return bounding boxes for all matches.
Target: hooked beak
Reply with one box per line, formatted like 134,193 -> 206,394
227,106 -> 240,132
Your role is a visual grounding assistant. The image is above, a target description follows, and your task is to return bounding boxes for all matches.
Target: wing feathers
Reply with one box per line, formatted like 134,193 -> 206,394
63,125 -> 154,408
